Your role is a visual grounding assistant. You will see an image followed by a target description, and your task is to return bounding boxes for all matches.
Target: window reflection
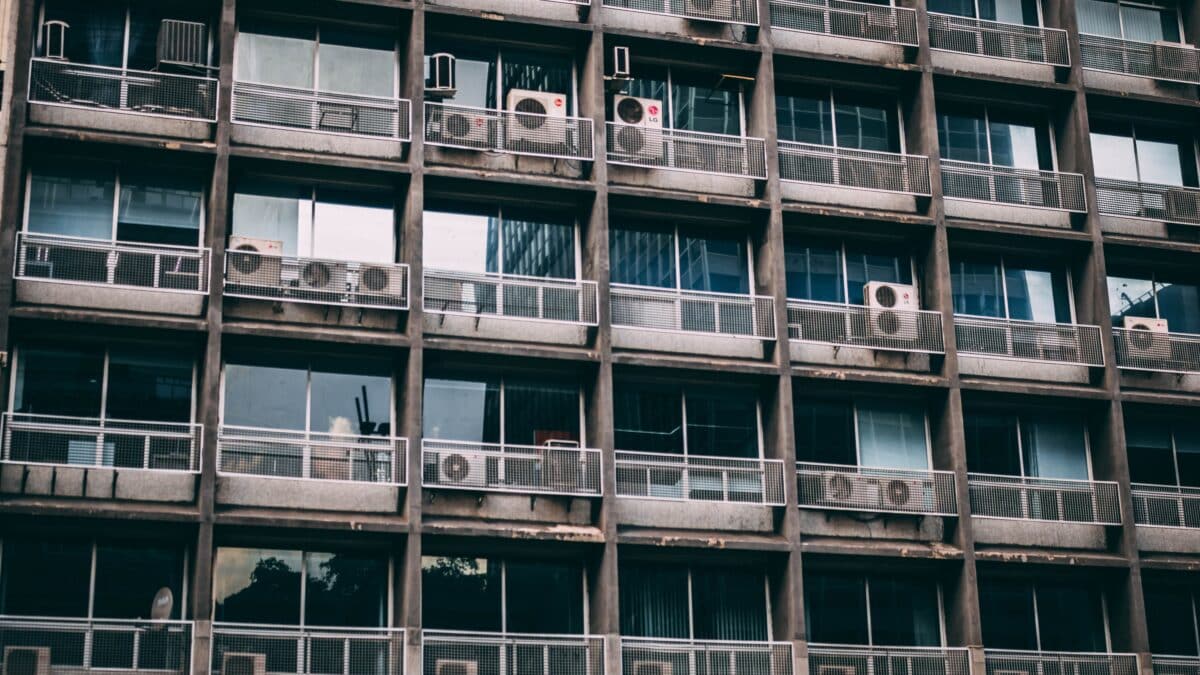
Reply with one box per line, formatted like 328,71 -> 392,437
964,408 -> 1090,480
423,206 -> 576,279
620,64 -> 743,135
937,105 -> 1052,170
951,256 -> 1071,322
806,571 -> 941,646
620,562 -> 768,641
421,556 -> 584,633
785,239 -> 914,305
1077,0 -> 1180,42
237,20 -> 396,97
422,375 -> 579,446
793,398 -> 929,470
1107,273 -> 1200,334
615,384 -> 759,459
776,86 -> 900,153
610,223 -> 751,294
423,40 -> 573,112
1090,123 -> 1196,187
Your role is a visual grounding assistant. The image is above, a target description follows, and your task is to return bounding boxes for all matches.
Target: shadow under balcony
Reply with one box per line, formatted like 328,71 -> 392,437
0,412 -> 201,503
807,644 -> 971,675
425,102 -> 594,179
422,630 -> 604,675
1113,327 -> 1200,392
796,462 -> 957,540
953,315 -> 1104,383
1095,178 -> 1200,237
928,14 -> 1069,81
610,284 -> 776,359
28,57 -> 217,139
231,80 -> 412,159
786,299 -> 944,371
767,0 -> 918,63
941,160 -> 1087,228
600,0 -> 758,42
0,616 -> 194,675
215,426 -> 407,513
1132,484 -> 1200,553
968,473 -> 1121,549
423,269 -> 599,346
607,124 -> 767,197
983,651 -> 1138,675
211,624 -> 404,675
1079,33 -> 1200,97
15,233 -> 210,317
621,638 -> 794,675
777,143 -> 930,212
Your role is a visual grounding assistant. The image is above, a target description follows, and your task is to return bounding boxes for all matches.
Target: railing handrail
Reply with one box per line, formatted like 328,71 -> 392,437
423,438 -> 600,455
1078,32 -> 1199,52
984,649 -> 1138,659
19,230 -> 210,255
424,267 -> 597,288
1095,176 -> 1200,194
423,629 -> 606,642
786,296 -> 938,316
777,139 -> 926,163
769,0 -> 914,15
611,282 -> 772,303
616,449 -> 784,468
4,411 -> 201,431
211,621 -> 404,635
1132,482 -> 1200,496
233,78 -> 408,106
940,158 -> 1081,179
927,11 -> 1065,37
621,637 -> 793,647
0,614 -> 193,627
808,643 -> 970,653
606,121 -> 766,146
425,99 -> 591,123
218,424 -> 404,446
953,313 -> 1096,331
31,56 -> 218,83
1114,326 -> 1200,339
797,461 -> 953,478
968,471 -> 1118,488
223,248 -> 407,270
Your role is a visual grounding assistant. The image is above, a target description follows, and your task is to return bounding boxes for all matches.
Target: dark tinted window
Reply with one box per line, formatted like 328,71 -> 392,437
94,543 -> 185,619
869,576 -> 942,647
106,348 -> 193,422
692,567 -> 768,641
794,400 -> 856,465
14,345 -> 104,417
0,538 -> 91,617
964,411 -> 1022,475
506,561 -> 584,634
619,563 -> 689,638
1036,582 -> 1107,652
305,552 -> 389,628
610,226 -> 676,289
614,385 -> 684,454
1144,581 -> 1198,656
214,548 -> 303,625
422,556 -> 502,631
805,572 -> 869,644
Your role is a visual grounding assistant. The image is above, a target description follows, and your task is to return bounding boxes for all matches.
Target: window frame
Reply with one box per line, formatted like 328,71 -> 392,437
938,105 -> 1060,171
966,409 -> 1096,480
423,374 -> 587,447
422,203 -> 583,281
1084,0 -> 1187,43
1144,582 -> 1200,657
1124,415 -> 1196,489
952,256 -> 1078,323
981,577 -> 1114,652
775,87 -> 908,155
795,398 -> 933,470
784,239 -> 920,306
35,1 -> 216,68
613,382 -> 765,460
1089,123 -> 1200,186
611,223 -> 757,296
621,562 -> 775,641
934,0 -> 1046,25
805,571 -> 948,647
625,62 -> 748,137
423,39 -> 580,115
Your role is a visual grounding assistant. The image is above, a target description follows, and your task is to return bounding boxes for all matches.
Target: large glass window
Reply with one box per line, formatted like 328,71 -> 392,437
423,205 -> 577,279
1108,274 -> 1200,335
38,0 -> 211,69
423,374 -> 580,446
1090,123 -> 1197,188
237,20 -> 396,98
614,384 -> 759,459
1125,413 -> 1200,488
950,255 -> 1073,323
928,0 -> 1040,24
620,64 -> 743,136
610,223 -> 751,294
1144,578 -> 1200,656
423,40 -> 575,112
776,86 -> 901,154
421,556 -> 585,633
964,409 -> 1091,480
805,570 -> 942,646
784,239 -> 915,305
620,562 -> 769,641
979,576 -> 1108,652
794,398 -> 930,470
937,104 -> 1054,171
1076,0 -> 1182,42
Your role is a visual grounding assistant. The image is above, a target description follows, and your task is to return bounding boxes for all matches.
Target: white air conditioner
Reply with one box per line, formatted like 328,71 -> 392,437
817,666 -> 858,675
1165,188 -> 1200,224
506,89 -> 568,149
1123,315 -> 1171,361
427,53 -> 457,98
438,451 -> 488,487
221,653 -> 266,675
430,104 -> 492,149
296,259 -> 346,296
3,647 -> 50,675
356,264 -> 406,304
227,236 -> 282,286
631,661 -> 674,675
611,95 -> 664,160
435,659 -> 479,675
822,471 -> 878,507
881,477 -> 930,510
1150,41 -> 1194,82
157,19 -> 207,69
864,281 -> 918,341
1035,325 -> 1080,361
683,0 -> 739,22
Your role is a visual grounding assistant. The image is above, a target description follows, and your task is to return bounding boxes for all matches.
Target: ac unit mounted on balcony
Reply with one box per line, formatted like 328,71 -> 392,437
227,236 -> 282,287
438,450 -> 488,487
821,471 -> 877,507
631,661 -> 674,675
684,0 -> 740,22
543,439 -> 582,489
506,89 -> 569,150
881,477 -> 930,510
1165,188 -> 1200,224
356,264 -> 405,303
435,659 -> 479,675
3,647 -> 50,675
296,259 -> 346,300
1150,41 -> 1194,82
1123,315 -> 1170,361
431,104 -> 492,149
156,19 -> 208,70
612,95 -> 664,160
864,281 -> 918,341
222,653 -> 266,675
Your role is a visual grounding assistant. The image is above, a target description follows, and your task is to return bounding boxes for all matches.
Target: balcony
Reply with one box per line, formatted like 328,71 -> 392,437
607,124 -> 767,195
1153,657 -> 1200,675
0,616 -> 193,675
954,316 -> 1104,381
1132,484 -> 1200,529
422,631 -> 604,675
1113,327 -> 1200,375
601,0 -> 759,28
610,285 -> 776,358
15,233 -> 210,316
231,80 -> 412,158
808,645 -> 971,675
941,160 -> 1086,227
1095,177 -> 1200,229
768,0 -> 917,61
0,412 -> 200,502
786,299 -> 944,368
424,101 -> 594,175
797,462 -> 958,516
777,142 -> 930,211
615,451 -> 786,504
211,624 -> 404,675
28,57 -> 216,138
422,439 -> 603,498
1079,34 -> 1200,89
621,638 -> 793,675
423,269 -> 599,345
216,426 -> 407,512
984,651 -> 1138,675
929,14 -> 1069,79
968,473 -> 1121,524
223,250 -> 409,315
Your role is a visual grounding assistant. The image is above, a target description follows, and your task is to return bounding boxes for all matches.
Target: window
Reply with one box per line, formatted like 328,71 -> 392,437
37,0 -> 211,69
794,399 -> 930,470
421,556 -> 585,633
230,180 -> 394,263
620,562 -> 769,641
1108,274 -> 1200,334
784,240 -> 915,305
937,104 -> 1054,171
1090,123 -> 1198,187
964,409 -> 1091,480
615,384 -> 760,459
950,255 -> 1073,323
610,223 -> 752,294
620,65 -> 744,136
1076,0 -> 1183,43
423,39 -> 575,112
423,205 -> 577,279
805,571 -> 942,646
979,576 -> 1109,652
236,19 -> 397,98
423,374 -> 580,446
1124,414 -> 1200,488
928,0 -> 1040,24
1144,578 -> 1200,656
775,87 -> 902,154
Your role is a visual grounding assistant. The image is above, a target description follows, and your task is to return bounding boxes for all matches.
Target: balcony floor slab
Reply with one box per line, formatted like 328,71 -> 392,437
972,516 -> 1107,550
931,49 -> 1058,82
427,0 -> 585,21
799,508 -> 945,540
216,474 -> 400,512
599,9 -> 752,43
945,198 -> 1073,228
423,490 -> 594,524
958,355 -> 1091,383
30,102 -> 212,140
16,279 -> 206,317
1136,525 -> 1200,554
773,30 -> 909,63
0,462 -> 196,503
789,340 -> 933,371
224,297 -> 403,329
613,326 -> 767,359
1082,68 -> 1199,100
781,181 -> 919,212
232,123 -> 406,160
424,312 -> 590,346
608,164 -> 757,198
614,497 -> 775,532
426,146 -> 588,180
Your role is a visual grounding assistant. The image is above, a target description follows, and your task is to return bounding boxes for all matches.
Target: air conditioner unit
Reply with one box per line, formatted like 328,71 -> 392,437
1165,188 -> 1200,224
426,52 -> 457,98
822,471 -> 877,507
817,666 -> 858,675
1036,325 -> 1080,361
157,19 -> 207,69
683,0 -> 739,22
429,103 -> 492,149
631,661 -> 674,675
881,477 -> 930,510
1150,41 -> 1194,82
1123,315 -> 1171,361
437,450 -> 487,488
296,259 -> 347,299
3,647 -> 50,675
864,281 -> 918,341
543,439 -> 583,489
356,264 -> 406,304
222,653 -> 266,675
611,95 -> 664,160
227,236 -> 282,287
41,20 -> 68,60
436,659 -> 479,675
506,89 -> 568,149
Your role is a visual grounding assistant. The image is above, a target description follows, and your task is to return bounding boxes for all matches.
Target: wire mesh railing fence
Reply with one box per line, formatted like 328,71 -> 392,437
423,269 -> 599,325
223,249 -> 409,310
217,426 -> 407,485
1,412 -> 201,472
1078,33 -> 1200,83
1132,483 -> 1200,529
768,0 -> 918,45
607,124 -> 768,179
941,160 -> 1087,212
968,473 -> 1122,524
954,316 -> 1104,366
422,440 -> 603,497
621,638 -> 793,675
983,651 -> 1138,675
1153,656 -> 1200,675
786,299 -> 945,354
211,624 -> 404,675
29,57 -> 217,120
807,644 -> 972,675
16,233 -> 210,294
615,451 -> 786,505
1113,327 -> 1200,374
1094,177 -> 1200,226
425,102 -> 594,161
777,142 -> 931,195
796,462 -> 958,515
423,631 -> 605,675
602,0 -> 759,25
0,616 -> 192,675
610,285 -> 776,339
232,80 -> 411,140
928,13 -> 1070,65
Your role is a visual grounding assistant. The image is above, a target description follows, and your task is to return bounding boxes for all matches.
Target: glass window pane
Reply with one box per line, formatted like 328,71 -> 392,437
1155,281 -> 1200,335
14,344 -> 104,417
422,556 -> 502,631
305,551 -> 388,627
27,166 -> 115,239
1090,133 -> 1140,181
310,359 -> 391,436
506,561 -> 584,634
1004,265 -> 1071,323
1076,0 -> 1122,37
775,93 -> 832,145
1108,276 -> 1157,325
502,211 -> 576,279
1136,139 -> 1186,186
236,20 -> 316,88
686,391 -> 758,458
1174,427 -> 1200,488
964,411 -> 1021,475
1121,4 -> 1176,42
937,112 -> 989,163
614,385 -> 684,454
503,379 -> 580,446
784,242 -> 844,303
845,246 -> 912,305
426,42 -> 495,109
44,0 -> 125,66
868,576 -> 942,647
835,94 -> 897,153
1036,583 -> 1107,651
619,563 -> 689,638
423,208 -> 498,274
978,578 -> 1037,650
231,180 -> 311,257
671,70 -> 741,135
1021,413 -> 1090,480
1144,581 -> 1199,656
94,543 -> 184,619
318,28 -> 394,98
423,377 -> 501,443
310,189 -> 394,264
0,538 -> 91,617
610,226 -> 676,288
989,122 -> 1043,170
857,401 -> 929,470
502,49 -> 574,113
117,172 -> 203,246
691,568 -> 768,641
106,347 -> 193,423
214,547 -> 303,624
679,234 -> 749,294
805,572 -> 869,644
1124,415 -> 1177,486
794,400 -> 856,465
951,259 -> 1004,318
222,359 -> 308,430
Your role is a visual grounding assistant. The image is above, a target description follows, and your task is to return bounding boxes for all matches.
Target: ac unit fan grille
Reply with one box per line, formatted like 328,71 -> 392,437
616,98 -> 645,124
874,285 -> 897,307
514,98 -> 549,128
617,126 -> 647,152
362,267 -> 390,291
443,454 -> 471,482
229,245 -> 263,274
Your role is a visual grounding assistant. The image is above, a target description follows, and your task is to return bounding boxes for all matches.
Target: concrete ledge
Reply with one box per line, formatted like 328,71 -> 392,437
423,490 -> 593,524
1119,369 -> 1200,393
780,181 -> 918,212
16,279 -> 206,317
426,0 -> 585,21
789,341 -> 931,371
613,326 -> 767,359
224,297 -> 401,329
1099,214 -> 1172,239
30,103 -> 212,140
615,497 -> 774,532
217,473 -> 400,512
799,508 -> 944,541
600,9 -> 751,42
973,516 -> 1107,549
773,30 -> 908,63
0,462 -> 196,503
958,355 -> 1090,384
931,50 -> 1058,82
424,312 -> 590,346
232,123 -> 406,160
608,164 -> 757,198
1082,68 -> 1198,100
945,199 -> 1073,228
1136,525 -> 1200,554
426,146 -> 588,180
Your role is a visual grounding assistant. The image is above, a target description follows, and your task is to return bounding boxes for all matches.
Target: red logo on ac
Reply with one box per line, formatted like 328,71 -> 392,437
648,105 -> 659,115
554,98 -> 564,107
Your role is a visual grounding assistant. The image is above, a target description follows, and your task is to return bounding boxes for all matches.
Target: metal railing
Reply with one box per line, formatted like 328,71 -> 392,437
232,80 -> 411,141
797,462 -> 958,516
768,0 -> 918,45
621,638 -> 793,675
422,439 -> 602,497
611,284 -> 776,340
217,426 -> 407,485
786,299 -> 945,354
1,412 -> 201,472
211,623 -> 404,675
423,269 -> 599,326
928,13 -> 1070,65
808,645 -> 971,675
425,101 -> 594,161
983,651 -> 1138,675
1113,327 -> 1200,374
602,0 -> 759,26
1094,177 -> 1200,226
1132,483 -> 1200,529
1079,33 -> 1200,84
954,315 -> 1104,367
29,57 -> 217,121
615,451 -> 786,505
0,616 -> 192,675
777,142 -> 930,195
941,160 -> 1087,212
223,249 -> 409,310
16,232 -> 210,295
423,631 -> 604,675
968,473 -> 1121,524
1153,657 -> 1200,675
607,124 -> 768,179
